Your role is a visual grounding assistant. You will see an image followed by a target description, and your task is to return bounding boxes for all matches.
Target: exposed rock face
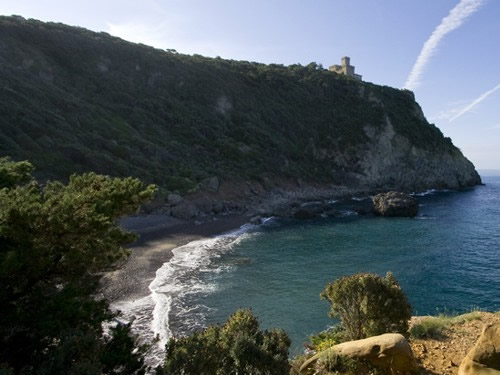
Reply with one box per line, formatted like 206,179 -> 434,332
458,323 -> 500,375
373,191 -> 419,217
354,120 -> 481,191
300,333 -> 417,374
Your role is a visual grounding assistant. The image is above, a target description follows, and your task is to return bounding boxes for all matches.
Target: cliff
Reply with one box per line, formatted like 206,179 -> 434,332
0,16 -> 481,196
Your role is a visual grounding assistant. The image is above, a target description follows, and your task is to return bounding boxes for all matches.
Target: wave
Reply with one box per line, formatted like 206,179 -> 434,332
111,222 -> 259,369
412,188 -> 456,197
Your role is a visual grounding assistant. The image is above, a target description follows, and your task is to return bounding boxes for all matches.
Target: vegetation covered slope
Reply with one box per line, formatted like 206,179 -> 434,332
0,16 -> 480,193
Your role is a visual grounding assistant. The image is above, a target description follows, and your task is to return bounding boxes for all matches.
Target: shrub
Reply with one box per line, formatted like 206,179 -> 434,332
161,309 -> 291,375
309,325 -> 346,351
321,272 -> 412,341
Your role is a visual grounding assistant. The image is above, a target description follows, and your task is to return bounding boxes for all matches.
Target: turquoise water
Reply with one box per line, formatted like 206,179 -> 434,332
172,176 -> 500,355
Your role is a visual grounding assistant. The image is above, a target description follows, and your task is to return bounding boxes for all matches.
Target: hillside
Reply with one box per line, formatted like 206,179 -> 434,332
0,16 -> 481,195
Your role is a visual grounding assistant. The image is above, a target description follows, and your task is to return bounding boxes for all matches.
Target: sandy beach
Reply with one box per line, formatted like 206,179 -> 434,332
100,213 -> 250,304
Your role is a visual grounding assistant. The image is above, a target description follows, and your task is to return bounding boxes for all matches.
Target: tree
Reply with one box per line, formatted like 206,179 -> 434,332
320,272 -> 412,341
0,157 -> 156,374
161,309 -> 291,375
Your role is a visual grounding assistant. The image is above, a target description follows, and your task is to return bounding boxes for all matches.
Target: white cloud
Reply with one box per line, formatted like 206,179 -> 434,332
404,0 -> 484,90
449,82 -> 500,122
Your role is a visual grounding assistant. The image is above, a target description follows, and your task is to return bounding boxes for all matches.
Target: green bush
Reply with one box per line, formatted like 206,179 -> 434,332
321,272 -> 412,341
160,309 -> 290,375
309,324 -> 346,351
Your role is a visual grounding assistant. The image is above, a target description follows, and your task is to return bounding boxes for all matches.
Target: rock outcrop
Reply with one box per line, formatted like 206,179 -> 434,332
373,191 -> 419,217
300,333 -> 417,374
171,200 -> 198,220
458,323 -> 500,375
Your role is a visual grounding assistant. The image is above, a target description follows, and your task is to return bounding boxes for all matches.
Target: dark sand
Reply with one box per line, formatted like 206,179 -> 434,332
100,214 -> 249,304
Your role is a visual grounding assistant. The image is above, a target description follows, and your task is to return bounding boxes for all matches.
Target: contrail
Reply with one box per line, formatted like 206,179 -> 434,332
404,0 -> 484,90
449,82 -> 500,122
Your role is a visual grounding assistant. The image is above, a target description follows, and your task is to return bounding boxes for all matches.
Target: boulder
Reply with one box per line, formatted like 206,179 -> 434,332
372,191 -> 418,217
200,176 -> 219,192
193,197 -> 214,215
250,216 -> 262,225
171,201 -> 198,220
212,200 -> 225,214
458,323 -> 500,375
167,193 -> 183,206
293,209 -> 318,220
300,333 -> 417,374
293,201 -> 329,220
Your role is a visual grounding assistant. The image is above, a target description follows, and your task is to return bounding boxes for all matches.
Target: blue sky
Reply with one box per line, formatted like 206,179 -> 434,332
1,0 -> 499,169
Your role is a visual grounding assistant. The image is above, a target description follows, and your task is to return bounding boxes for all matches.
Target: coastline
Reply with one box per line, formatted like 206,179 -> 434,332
99,213 -> 250,305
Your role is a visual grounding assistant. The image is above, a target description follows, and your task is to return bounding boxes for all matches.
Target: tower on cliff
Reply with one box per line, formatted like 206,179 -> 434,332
329,56 -> 362,81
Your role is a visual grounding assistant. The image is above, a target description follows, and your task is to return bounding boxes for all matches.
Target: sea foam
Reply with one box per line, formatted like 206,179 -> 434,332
111,222 -> 258,369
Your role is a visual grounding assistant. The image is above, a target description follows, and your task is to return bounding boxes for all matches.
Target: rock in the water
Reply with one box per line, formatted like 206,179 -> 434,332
167,193 -> 183,206
250,215 -> 262,225
293,201 -> 328,219
293,209 -> 318,220
458,323 -> 500,375
171,200 -> 198,220
300,333 -> 417,374
200,176 -> 219,192
372,191 -> 418,217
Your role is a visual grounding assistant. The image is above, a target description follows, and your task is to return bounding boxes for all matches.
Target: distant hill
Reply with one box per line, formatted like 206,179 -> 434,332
0,16 -> 481,194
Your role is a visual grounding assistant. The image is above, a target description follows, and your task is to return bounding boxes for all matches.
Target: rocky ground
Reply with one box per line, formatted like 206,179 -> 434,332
410,312 -> 500,374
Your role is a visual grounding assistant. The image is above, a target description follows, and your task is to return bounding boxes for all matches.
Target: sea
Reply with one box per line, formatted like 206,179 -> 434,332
120,173 -> 500,365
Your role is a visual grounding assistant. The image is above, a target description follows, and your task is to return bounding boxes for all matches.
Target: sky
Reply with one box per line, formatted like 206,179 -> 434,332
1,0 -> 499,169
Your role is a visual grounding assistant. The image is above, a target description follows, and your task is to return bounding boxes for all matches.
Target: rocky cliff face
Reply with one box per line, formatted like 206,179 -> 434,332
355,119 -> 480,191
0,16 -> 481,198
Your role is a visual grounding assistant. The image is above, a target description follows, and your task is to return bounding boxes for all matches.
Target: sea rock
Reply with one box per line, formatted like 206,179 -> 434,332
293,201 -> 329,220
458,323 -> 500,375
250,216 -> 262,225
167,193 -> 183,206
293,209 -> 318,220
300,333 -> 417,374
171,200 -> 198,220
372,191 -> 418,217
200,176 -> 219,192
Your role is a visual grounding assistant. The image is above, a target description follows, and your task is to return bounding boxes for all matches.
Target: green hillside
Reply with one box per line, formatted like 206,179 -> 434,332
0,16 -> 478,193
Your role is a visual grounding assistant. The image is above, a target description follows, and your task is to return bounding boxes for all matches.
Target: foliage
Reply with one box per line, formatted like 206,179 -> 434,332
409,310 -> 483,339
0,16 -> 462,192
0,158 -> 156,373
160,309 -> 291,375
321,272 -> 412,341
309,325 -> 346,351
0,157 -> 33,189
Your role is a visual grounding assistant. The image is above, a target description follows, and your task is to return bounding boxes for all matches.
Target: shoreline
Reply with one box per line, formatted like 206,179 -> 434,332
99,213 -> 251,305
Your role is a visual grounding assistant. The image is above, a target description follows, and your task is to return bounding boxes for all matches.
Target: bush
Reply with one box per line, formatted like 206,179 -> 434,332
161,309 -> 291,375
321,272 -> 412,341
309,325 -> 346,351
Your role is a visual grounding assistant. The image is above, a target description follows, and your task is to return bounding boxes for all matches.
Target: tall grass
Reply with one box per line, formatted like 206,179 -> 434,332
409,310 -> 483,339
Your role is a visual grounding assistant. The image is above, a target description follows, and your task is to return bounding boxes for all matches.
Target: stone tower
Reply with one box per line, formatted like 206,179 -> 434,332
329,56 -> 362,81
